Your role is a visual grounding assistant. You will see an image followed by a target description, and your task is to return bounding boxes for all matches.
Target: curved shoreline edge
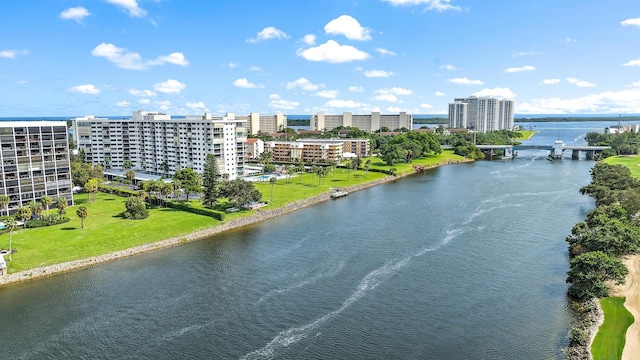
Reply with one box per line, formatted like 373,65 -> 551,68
0,159 -> 470,287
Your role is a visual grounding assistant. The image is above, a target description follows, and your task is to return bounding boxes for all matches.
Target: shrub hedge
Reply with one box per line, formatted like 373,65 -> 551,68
165,201 -> 225,221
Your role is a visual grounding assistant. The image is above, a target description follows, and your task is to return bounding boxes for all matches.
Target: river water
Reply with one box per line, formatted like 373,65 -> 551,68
0,121 -> 625,359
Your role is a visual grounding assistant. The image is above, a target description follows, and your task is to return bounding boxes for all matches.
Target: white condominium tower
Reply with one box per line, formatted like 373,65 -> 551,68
0,121 -> 73,214
74,111 -> 248,180
311,112 -> 413,133
448,96 -> 515,132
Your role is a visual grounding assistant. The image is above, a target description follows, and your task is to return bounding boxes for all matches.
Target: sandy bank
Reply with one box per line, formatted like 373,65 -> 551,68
608,254 -> 640,360
0,159 -> 470,287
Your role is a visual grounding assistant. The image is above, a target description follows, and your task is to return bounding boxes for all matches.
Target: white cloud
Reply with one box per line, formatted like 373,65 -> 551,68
564,37 -> 577,43
381,0 -> 461,11
326,99 -> 364,108
448,77 -> 483,85
286,78 -> 323,91
186,101 -> 207,111
302,34 -> 316,46
129,89 -> 157,97
228,62 -> 239,68
153,79 -> 186,94
567,77 -> 595,87
116,101 -> 130,107
91,43 -> 189,70
372,94 -> 399,102
297,40 -> 370,63
386,106 -> 412,113
421,103 -> 433,109
324,15 -> 371,41
349,86 -> 364,92
518,88 -> 640,114
154,100 -> 172,111
105,0 -> 146,17
630,81 -> 640,87
435,91 -> 445,96
249,66 -> 262,71
233,78 -> 264,89
268,94 -> 299,110
472,87 -> 516,98
59,7 -> 90,22
504,65 -> 535,73
440,64 -> 456,70
622,58 -> 640,67
512,51 -> 541,57
316,90 -> 339,99
68,84 -> 100,94
540,79 -> 561,85
152,52 -> 189,66
138,98 -> 151,105
621,18 -> 640,27
0,49 -> 28,59
375,87 -> 412,96
375,47 -> 397,56
363,69 -> 394,78
247,26 -> 289,43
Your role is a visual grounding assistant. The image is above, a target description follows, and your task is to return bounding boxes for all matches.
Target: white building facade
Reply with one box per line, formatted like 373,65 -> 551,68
311,112 -> 413,133
74,111 -> 248,180
0,121 -> 73,214
448,97 -> 515,132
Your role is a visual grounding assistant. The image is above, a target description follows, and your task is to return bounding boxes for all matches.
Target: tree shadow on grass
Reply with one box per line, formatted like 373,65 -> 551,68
60,227 -> 76,230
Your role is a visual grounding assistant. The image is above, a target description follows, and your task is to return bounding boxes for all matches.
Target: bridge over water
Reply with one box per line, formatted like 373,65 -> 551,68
443,141 -> 612,160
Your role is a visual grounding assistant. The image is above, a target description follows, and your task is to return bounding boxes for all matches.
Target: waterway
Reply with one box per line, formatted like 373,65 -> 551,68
0,121 -> 623,359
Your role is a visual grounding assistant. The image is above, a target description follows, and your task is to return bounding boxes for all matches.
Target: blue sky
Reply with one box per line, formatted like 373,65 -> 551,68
1,0 -> 640,116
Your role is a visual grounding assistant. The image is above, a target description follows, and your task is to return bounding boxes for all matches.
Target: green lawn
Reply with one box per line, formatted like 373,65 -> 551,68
592,297 -> 634,360
0,150 -> 468,273
602,155 -> 640,178
2,193 -> 219,273
513,130 -> 537,140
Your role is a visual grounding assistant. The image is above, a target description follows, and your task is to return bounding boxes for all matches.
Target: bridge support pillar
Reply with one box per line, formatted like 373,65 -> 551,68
586,150 -> 595,160
572,150 -> 580,160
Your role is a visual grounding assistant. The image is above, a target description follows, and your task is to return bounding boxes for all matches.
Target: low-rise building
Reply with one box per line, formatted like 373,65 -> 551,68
311,112 -> 413,133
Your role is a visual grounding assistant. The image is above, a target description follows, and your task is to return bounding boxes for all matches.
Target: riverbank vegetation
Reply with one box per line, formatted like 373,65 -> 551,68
566,161 -> 640,358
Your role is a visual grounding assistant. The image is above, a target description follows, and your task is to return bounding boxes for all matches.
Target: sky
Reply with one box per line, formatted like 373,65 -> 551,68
1,0 -> 640,117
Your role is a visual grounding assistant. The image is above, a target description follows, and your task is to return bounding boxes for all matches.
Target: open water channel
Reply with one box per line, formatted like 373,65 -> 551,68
0,121 -> 625,359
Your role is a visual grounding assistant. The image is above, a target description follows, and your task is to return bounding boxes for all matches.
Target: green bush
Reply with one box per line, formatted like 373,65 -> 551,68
165,201 -> 225,221
569,327 -> 587,346
25,217 -> 71,228
98,185 -> 138,198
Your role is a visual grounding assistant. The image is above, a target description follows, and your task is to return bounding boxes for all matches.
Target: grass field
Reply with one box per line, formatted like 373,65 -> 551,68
0,150 -> 467,274
602,155 -> 640,178
514,130 -> 537,140
592,297 -> 634,360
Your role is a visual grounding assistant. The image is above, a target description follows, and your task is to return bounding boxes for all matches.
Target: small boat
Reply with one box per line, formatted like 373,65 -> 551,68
331,189 -> 349,199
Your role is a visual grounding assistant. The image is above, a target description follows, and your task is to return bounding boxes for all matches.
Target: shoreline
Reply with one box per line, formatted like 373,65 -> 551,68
0,159 -> 470,287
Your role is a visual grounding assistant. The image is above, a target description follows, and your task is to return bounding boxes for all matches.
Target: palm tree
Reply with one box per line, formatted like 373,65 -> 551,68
125,170 -> 136,190
104,156 -> 111,169
0,195 -> 10,217
122,160 -> 132,170
76,206 -> 88,229
5,217 -> 17,262
269,176 -> 277,202
56,197 -> 68,219
40,195 -> 53,212
364,159 -> 372,178
28,201 -> 43,219
16,206 -> 32,224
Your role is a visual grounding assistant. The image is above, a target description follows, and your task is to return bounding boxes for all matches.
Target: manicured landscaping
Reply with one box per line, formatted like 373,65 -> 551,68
0,150 -> 467,274
603,155 -> 640,178
592,297 -> 634,360
513,129 -> 537,140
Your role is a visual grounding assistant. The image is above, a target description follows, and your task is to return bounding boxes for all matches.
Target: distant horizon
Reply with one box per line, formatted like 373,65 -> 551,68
1,113 -> 640,120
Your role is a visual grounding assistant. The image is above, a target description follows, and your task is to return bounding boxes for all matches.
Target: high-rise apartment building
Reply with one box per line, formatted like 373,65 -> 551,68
0,121 -> 73,214
311,112 -> 413,133
448,97 -> 515,132
74,111 -> 248,180
237,112 -> 286,135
